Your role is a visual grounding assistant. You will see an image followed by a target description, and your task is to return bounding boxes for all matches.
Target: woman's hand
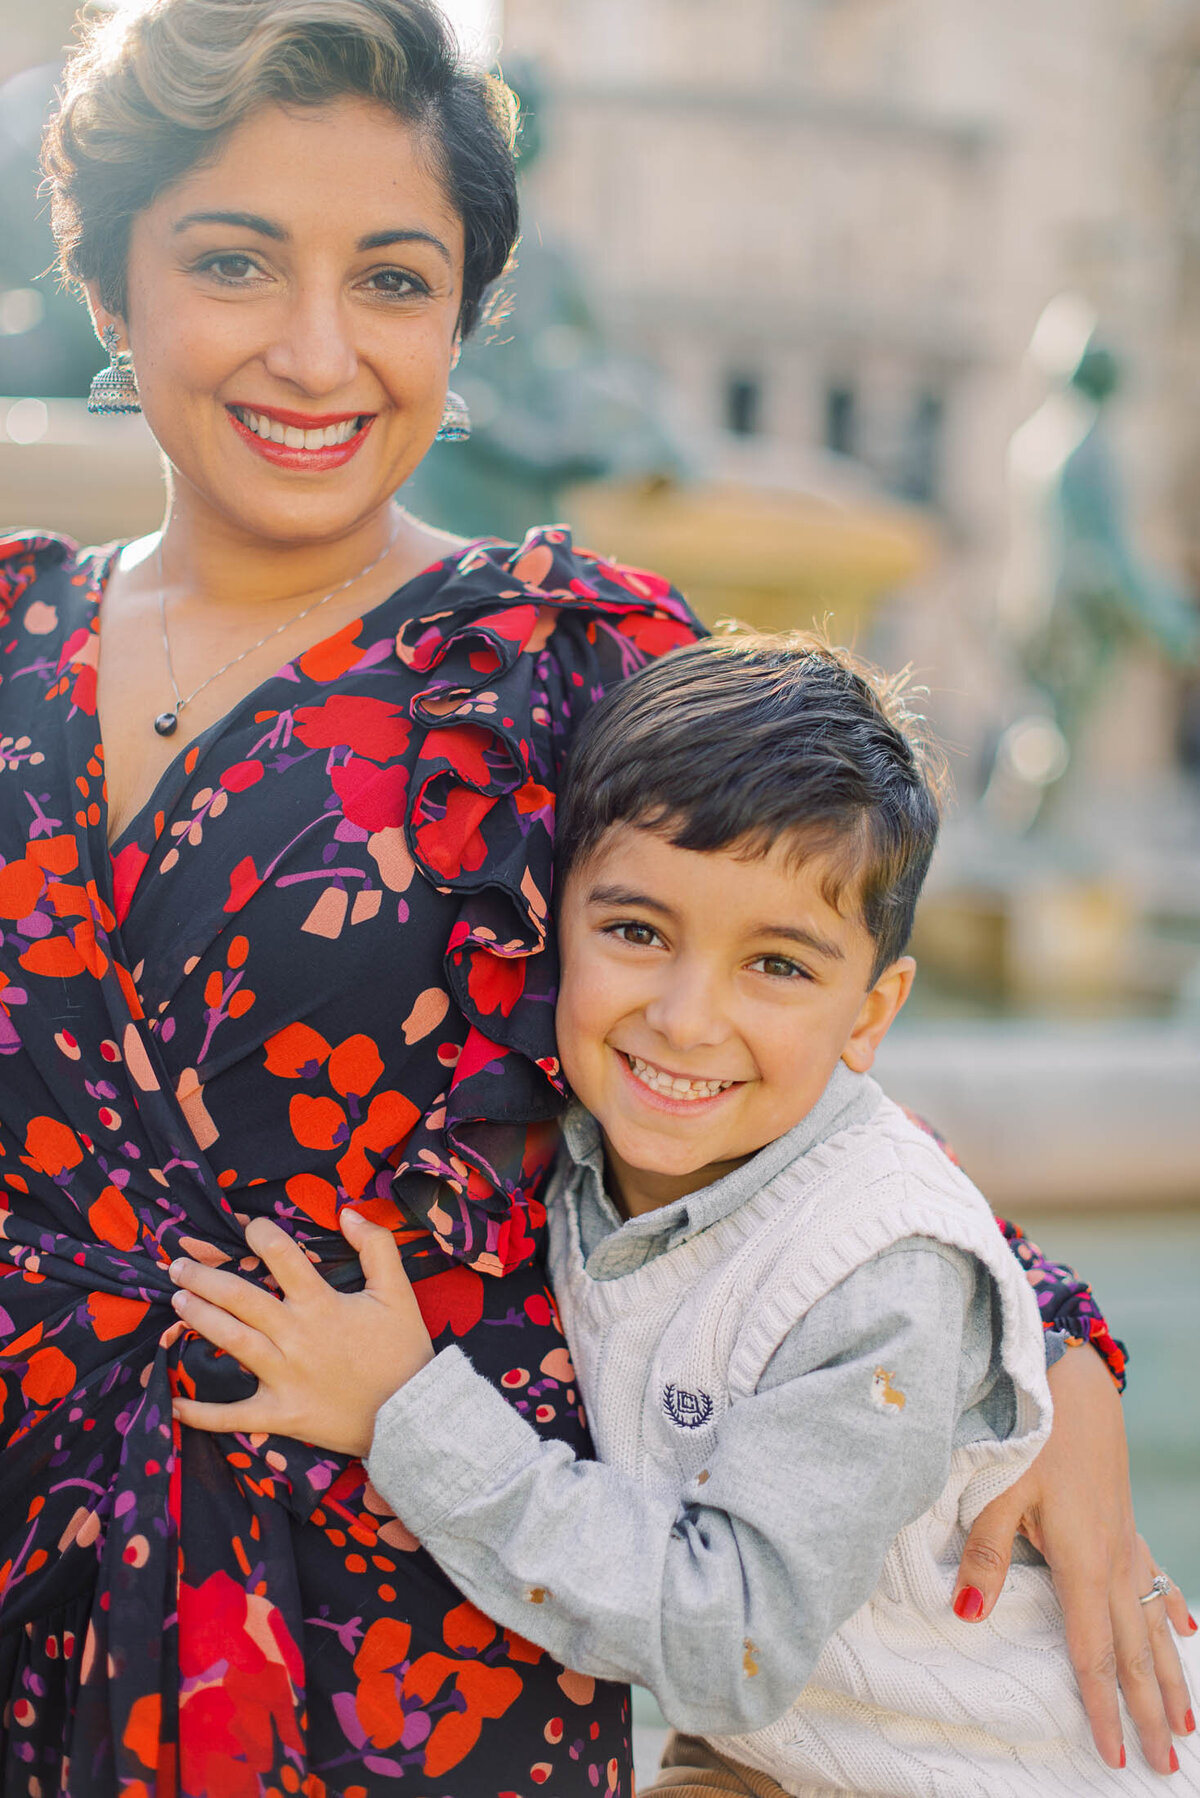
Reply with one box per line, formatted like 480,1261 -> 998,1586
169,1210 -> 433,1458
952,1342 -> 1197,1774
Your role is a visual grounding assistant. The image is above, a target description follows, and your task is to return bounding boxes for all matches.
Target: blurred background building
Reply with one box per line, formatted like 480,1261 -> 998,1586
1,0 -> 1196,1633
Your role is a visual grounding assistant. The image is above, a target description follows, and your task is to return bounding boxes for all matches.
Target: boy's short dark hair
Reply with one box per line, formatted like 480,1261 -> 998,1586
556,631 -> 946,983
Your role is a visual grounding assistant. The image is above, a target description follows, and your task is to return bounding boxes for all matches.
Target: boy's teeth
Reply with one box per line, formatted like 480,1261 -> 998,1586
234,407 -> 362,448
626,1054 -> 732,1101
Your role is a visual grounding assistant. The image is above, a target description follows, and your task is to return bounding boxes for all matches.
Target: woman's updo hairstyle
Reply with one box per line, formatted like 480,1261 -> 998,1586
42,0 -> 519,338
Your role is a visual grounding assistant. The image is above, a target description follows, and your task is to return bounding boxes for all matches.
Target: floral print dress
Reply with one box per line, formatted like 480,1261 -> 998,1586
0,528 -> 1122,1798
0,527 -> 698,1798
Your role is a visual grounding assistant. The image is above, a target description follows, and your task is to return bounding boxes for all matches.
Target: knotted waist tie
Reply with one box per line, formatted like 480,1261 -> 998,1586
0,1211 -> 348,1631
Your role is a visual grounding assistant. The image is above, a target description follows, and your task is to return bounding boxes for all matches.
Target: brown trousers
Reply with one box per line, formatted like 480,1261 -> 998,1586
638,1732 -> 791,1798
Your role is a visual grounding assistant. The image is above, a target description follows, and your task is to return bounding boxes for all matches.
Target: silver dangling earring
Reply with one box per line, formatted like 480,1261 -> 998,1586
435,388 -> 470,442
87,324 -> 141,415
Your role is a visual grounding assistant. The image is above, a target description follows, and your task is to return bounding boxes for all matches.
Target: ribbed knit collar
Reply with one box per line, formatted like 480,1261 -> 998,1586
558,1061 -> 880,1281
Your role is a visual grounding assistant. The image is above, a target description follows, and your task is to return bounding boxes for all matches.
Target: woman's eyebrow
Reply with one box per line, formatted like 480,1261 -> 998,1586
173,209 -> 287,239
171,215 -> 452,263
356,228 -> 452,261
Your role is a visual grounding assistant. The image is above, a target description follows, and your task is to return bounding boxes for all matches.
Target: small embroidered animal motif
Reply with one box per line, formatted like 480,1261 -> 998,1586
525,1586 -> 551,1604
663,1384 -> 714,1429
871,1367 -> 906,1413
743,1638 -> 759,1677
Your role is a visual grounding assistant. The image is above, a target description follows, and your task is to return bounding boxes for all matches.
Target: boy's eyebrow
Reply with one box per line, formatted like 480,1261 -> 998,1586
750,922 -> 846,961
172,212 -> 452,262
586,884 -> 676,918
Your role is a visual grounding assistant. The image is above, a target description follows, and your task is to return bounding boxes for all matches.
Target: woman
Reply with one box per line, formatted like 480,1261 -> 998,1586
0,2 -> 1191,1793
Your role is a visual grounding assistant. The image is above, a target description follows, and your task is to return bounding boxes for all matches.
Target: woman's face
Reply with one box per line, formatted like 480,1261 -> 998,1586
108,95 -> 466,546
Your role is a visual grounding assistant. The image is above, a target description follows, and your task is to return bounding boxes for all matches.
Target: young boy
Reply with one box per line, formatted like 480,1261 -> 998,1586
171,635 -> 1196,1794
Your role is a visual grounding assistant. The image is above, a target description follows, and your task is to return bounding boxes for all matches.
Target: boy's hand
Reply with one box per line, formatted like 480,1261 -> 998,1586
952,1343 -> 1196,1775
169,1209 -> 434,1458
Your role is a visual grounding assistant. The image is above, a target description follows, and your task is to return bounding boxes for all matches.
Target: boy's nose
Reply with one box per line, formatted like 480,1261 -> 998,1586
643,967 -> 730,1052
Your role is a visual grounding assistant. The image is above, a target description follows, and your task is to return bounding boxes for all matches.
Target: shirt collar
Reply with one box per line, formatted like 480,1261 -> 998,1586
559,1061 -> 880,1280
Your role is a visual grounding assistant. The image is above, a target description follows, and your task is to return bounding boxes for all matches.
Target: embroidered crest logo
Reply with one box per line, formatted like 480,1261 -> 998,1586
663,1383 -> 714,1429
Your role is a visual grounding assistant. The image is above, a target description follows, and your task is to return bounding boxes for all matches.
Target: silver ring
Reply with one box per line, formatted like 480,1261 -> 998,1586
1138,1573 -> 1172,1605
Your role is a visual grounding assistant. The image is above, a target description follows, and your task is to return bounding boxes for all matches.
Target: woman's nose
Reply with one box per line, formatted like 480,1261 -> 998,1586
261,291 -> 359,396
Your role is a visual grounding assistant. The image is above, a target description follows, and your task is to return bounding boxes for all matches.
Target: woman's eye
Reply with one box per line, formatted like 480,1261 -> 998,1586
197,253 -> 262,284
364,268 -> 428,299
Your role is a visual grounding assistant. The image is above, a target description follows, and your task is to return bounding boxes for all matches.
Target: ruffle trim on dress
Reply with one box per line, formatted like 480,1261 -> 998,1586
384,525 -> 699,1276
0,531 -> 75,632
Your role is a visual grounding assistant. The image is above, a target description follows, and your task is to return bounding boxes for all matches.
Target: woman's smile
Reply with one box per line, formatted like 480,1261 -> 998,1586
226,401 -> 375,468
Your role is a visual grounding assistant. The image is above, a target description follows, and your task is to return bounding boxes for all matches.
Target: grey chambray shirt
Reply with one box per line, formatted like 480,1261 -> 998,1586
366,1067 -> 1049,1737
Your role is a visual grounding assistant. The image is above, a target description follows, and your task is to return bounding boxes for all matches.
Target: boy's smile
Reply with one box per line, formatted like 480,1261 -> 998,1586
555,825 -> 914,1218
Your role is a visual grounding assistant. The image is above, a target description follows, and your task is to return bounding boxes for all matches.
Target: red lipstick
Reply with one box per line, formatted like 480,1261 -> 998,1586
226,403 -> 373,471
230,403 -> 366,428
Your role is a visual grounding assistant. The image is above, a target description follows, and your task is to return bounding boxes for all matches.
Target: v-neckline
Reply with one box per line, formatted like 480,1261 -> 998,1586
86,536 -> 490,860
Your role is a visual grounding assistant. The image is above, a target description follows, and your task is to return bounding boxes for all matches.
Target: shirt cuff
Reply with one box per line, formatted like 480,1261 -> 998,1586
365,1343 -> 541,1534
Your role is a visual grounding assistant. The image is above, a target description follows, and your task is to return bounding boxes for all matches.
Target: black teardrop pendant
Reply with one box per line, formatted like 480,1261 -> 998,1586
154,711 -> 179,737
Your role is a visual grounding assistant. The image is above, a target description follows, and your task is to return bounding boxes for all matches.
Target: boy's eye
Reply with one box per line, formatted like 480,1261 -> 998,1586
606,920 -> 660,948
749,954 -> 810,981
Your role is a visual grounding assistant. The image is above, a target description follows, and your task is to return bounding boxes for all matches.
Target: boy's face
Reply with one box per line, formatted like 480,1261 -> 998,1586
556,825 -> 914,1218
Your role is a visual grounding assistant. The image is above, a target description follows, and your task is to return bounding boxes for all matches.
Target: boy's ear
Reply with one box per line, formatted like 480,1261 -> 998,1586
841,955 -> 916,1074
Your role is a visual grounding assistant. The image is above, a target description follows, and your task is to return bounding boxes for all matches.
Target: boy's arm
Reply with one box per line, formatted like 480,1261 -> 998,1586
169,1213 -> 971,1734
364,1246 -> 973,1736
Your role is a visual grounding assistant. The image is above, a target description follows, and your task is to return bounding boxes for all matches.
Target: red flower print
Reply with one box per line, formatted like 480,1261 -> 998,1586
466,950 -> 526,1020
110,842 -> 150,925
22,1114 -> 83,1178
0,854 -> 45,919
406,1651 -> 523,1778
415,786 -> 494,879
330,756 -> 409,831
263,1021 -> 332,1079
224,854 -> 264,914
415,1265 -> 485,1340
219,759 -> 264,793
178,1571 -> 304,1797
426,722 -> 495,786
297,617 -> 366,682
293,695 -> 411,762
267,1026 -> 420,1204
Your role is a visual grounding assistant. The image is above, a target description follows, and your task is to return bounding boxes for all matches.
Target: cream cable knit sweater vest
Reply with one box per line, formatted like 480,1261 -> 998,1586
549,1082 -> 1199,1795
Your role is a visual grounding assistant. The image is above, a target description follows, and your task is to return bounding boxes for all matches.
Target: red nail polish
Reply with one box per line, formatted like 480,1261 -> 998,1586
1170,1747 -> 1180,1773
953,1586 -> 985,1621
1186,1710 -> 1196,1735
1189,1614 -> 1198,1632
1119,1746 -> 1126,1769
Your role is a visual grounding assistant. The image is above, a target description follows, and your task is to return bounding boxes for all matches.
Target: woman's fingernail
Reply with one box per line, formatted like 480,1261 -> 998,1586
1169,1747 -> 1180,1772
168,1259 -> 186,1282
1119,1745 -> 1126,1768
953,1586 -> 985,1621
171,1290 -> 187,1312
1185,1710 -> 1195,1735
1189,1613 -> 1198,1632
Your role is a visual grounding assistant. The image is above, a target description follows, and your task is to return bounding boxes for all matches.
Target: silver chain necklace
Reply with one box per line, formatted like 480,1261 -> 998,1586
152,517 -> 399,737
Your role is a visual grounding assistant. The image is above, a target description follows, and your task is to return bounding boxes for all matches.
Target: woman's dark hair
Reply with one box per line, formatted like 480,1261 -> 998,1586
556,631 -> 947,983
42,0 -> 519,338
